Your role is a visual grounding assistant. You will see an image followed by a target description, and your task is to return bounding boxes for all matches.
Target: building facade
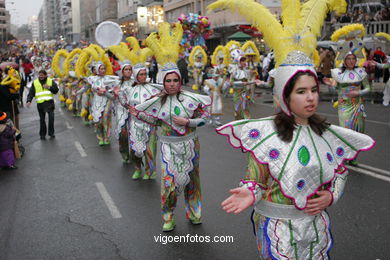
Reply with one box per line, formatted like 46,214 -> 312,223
28,16 -> 40,41
0,0 -> 8,44
38,0 -> 57,40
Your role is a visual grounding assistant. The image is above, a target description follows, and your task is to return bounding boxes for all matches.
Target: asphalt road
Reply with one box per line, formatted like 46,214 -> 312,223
0,91 -> 389,260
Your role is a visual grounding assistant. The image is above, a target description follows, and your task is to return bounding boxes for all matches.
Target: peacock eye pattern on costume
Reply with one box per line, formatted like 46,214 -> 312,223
296,179 -> 305,191
269,149 -> 280,160
248,129 -> 261,140
326,152 -> 334,163
336,147 -> 345,157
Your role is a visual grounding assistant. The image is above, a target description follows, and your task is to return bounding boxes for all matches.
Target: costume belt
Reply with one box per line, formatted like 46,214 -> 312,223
254,200 -> 309,219
159,131 -> 197,143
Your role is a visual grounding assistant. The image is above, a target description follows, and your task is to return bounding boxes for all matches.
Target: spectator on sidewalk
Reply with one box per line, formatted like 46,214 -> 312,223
26,70 -> 59,140
0,111 -> 17,170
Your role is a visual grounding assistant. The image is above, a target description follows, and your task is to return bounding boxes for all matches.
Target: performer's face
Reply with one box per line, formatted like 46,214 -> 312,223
288,75 -> 319,125
344,54 -> 357,70
164,73 -> 180,95
137,69 -> 147,83
98,65 -> 106,76
122,65 -> 132,79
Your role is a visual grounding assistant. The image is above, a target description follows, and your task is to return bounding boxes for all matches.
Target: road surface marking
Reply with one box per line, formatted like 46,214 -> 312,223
348,165 -> 390,183
357,163 -> 390,177
59,108 -> 64,115
74,141 -> 87,157
95,182 -> 122,219
66,121 -> 73,129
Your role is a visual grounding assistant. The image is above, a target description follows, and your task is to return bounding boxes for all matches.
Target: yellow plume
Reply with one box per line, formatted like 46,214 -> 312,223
145,22 -> 183,67
375,32 -> 390,43
208,0 -> 347,66
64,48 -> 82,77
127,37 -> 154,65
189,46 -> 207,66
242,41 -> 260,62
52,49 -> 69,77
331,24 -> 365,42
211,45 -> 228,66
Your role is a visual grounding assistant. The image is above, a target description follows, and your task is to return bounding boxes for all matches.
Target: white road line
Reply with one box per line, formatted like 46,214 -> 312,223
74,141 -> 87,157
348,165 -> 390,183
95,182 -> 122,219
357,163 -> 390,177
66,121 -> 73,129
59,108 -> 64,115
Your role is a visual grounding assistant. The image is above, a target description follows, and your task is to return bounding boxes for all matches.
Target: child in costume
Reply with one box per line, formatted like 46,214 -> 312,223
373,32 -> 390,106
242,41 -> 261,102
209,1 -> 374,259
188,46 -> 207,92
129,23 -> 211,232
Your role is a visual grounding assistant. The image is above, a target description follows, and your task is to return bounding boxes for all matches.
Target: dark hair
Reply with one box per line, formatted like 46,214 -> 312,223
38,70 -> 47,75
274,71 -> 329,142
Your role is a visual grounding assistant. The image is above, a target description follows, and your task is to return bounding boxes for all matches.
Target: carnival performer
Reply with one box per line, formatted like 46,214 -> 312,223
113,37 -> 161,179
242,41 -> 261,101
52,49 -> 69,109
325,24 -> 371,165
84,45 -> 118,145
188,46 -> 207,92
129,23 -> 211,231
211,45 -> 229,95
209,1 -> 375,259
204,69 -> 224,126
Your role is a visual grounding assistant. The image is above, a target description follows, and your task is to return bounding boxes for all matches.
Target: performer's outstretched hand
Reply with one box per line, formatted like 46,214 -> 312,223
173,116 -> 189,126
221,187 -> 253,214
304,190 -> 332,216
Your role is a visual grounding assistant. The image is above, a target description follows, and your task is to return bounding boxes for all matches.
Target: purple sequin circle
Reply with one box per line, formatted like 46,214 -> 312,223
269,149 -> 280,160
143,94 -> 148,98
336,147 -> 344,157
349,72 -> 355,80
248,129 -> 260,139
188,103 -> 194,108
297,179 -> 305,190
152,108 -> 157,114
162,112 -> 166,116
326,152 -> 333,162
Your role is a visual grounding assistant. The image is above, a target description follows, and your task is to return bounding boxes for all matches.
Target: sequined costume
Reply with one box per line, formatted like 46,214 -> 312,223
118,80 -> 161,175
231,65 -> 251,120
217,117 -> 375,260
204,77 -> 224,125
136,90 -> 211,225
89,75 -> 119,144
331,68 -> 370,133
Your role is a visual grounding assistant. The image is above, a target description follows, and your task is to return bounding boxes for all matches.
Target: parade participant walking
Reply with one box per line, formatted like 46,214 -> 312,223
326,24 -> 371,165
129,23 -> 211,231
210,0 -> 373,259
26,70 -> 59,140
114,37 -> 161,179
204,69 -> 224,126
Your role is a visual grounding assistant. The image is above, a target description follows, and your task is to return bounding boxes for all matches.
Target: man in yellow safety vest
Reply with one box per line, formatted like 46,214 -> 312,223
26,70 -> 59,140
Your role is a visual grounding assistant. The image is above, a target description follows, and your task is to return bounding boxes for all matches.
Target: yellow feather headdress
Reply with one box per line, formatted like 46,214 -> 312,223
211,45 -> 228,66
374,32 -> 390,43
208,0 -> 346,66
126,37 -> 154,69
225,40 -> 242,64
75,44 -> 113,78
64,48 -> 82,77
242,41 -> 260,62
52,49 -> 69,78
189,46 -> 207,66
208,0 -> 346,116
331,24 -> 366,67
145,22 -> 183,82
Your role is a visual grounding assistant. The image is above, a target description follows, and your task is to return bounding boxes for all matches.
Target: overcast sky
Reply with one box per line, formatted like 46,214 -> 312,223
7,0 -> 44,26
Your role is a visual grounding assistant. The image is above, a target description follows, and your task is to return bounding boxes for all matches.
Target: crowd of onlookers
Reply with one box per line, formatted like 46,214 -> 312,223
336,7 -> 390,24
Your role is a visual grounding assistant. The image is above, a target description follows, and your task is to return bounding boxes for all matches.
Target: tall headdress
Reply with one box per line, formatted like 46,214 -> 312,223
108,42 -> 135,77
211,45 -> 228,66
208,0 -> 347,115
225,40 -> 242,64
242,40 -> 260,63
145,22 -> 183,84
189,46 -> 207,66
64,48 -> 82,77
126,37 -> 153,79
52,49 -> 69,78
374,32 -> 390,54
75,44 -> 113,78
331,24 -> 366,67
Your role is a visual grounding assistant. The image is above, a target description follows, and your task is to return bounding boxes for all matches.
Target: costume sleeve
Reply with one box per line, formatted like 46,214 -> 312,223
137,111 -> 158,125
359,77 -> 370,96
239,153 -> 270,205
187,106 -> 207,128
376,63 -> 390,69
329,171 -> 349,205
